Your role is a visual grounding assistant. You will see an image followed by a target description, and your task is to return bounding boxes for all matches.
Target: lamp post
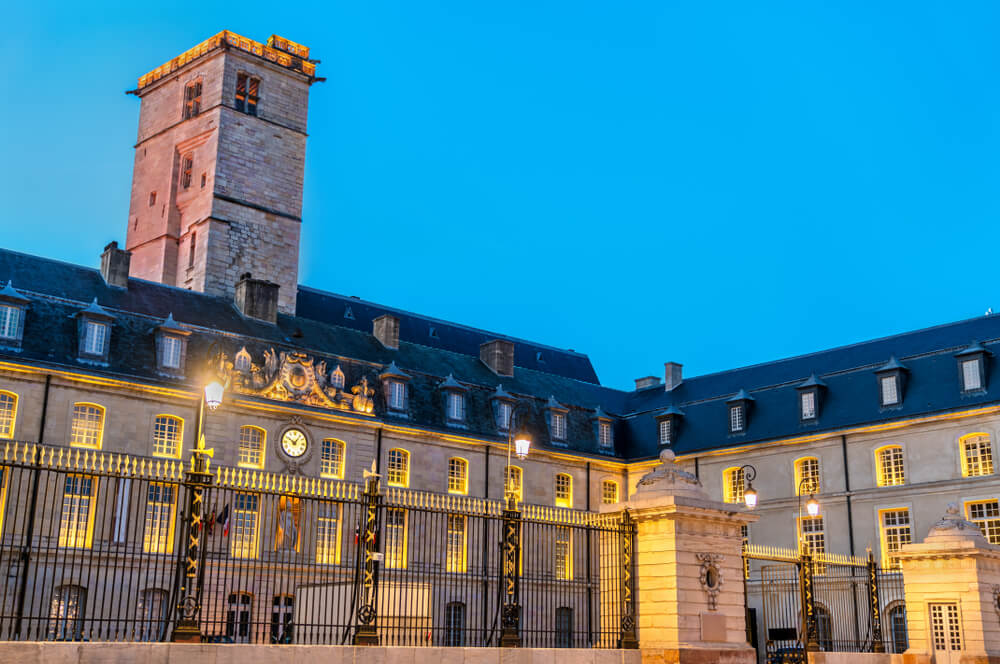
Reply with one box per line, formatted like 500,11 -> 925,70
738,464 -> 759,510
500,401 -> 532,648
796,478 -> 820,551
796,477 -> 821,652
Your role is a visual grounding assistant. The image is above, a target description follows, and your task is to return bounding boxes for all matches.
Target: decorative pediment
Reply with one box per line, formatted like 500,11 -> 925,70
229,347 -> 375,415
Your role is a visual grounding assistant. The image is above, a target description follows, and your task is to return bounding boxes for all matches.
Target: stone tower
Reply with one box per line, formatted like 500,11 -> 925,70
124,32 -> 319,314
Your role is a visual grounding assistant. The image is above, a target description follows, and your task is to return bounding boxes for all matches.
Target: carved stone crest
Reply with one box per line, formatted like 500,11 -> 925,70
696,552 -> 724,610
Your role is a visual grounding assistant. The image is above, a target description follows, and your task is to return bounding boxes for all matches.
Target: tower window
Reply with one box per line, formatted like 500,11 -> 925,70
181,154 -> 193,189
188,233 -> 196,269
149,192 -> 157,207
183,80 -> 202,120
200,173 -> 207,188
235,73 -> 260,116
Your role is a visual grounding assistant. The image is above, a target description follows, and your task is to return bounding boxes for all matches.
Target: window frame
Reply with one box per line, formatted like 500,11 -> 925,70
446,391 -> 466,422
799,389 -> 817,422
445,513 -> 467,573
315,501 -> 343,565
794,457 -> 821,495
447,457 -> 468,495
551,411 -> 567,441
722,466 -> 745,504
320,438 -> 346,479
70,403 -> 105,449
960,433 -> 994,478
878,507 -> 912,569
142,482 -> 178,555
238,426 -> 266,469
554,473 -> 573,509
384,506 -> 408,569
58,474 -> 97,549
875,445 -> 906,487
0,304 -> 23,342
0,390 -> 17,439
729,404 -> 745,433
966,499 -> 1000,545
387,448 -> 410,487
506,465 -> 523,501
235,72 -> 261,116
151,414 -> 183,458
181,153 -> 193,189
230,492 -> 262,560
182,79 -> 203,120
601,479 -> 619,505
598,420 -> 613,448
81,320 -> 109,358
960,356 -> 986,393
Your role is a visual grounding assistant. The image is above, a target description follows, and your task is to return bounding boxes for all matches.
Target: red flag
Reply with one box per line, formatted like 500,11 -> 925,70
218,504 -> 231,537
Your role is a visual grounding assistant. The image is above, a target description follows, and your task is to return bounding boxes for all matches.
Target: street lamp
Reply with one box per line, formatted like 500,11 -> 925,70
500,400 -> 532,648
504,403 -> 532,509
797,477 -> 820,549
738,464 -> 758,509
204,380 -> 225,411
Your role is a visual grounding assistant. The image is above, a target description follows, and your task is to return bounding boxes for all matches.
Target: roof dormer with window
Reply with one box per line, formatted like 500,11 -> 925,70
546,396 -> 569,447
956,342 -> 990,395
491,385 -> 516,433
655,405 -> 684,447
591,405 -> 614,453
726,389 -> 753,434
875,357 -> 907,409
796,374 -> 826,423
153,312 -> 191,378
0,281 -> 29,350
76,298 -> 114,366
379,361 -> 410,417
440,374 -> 468,428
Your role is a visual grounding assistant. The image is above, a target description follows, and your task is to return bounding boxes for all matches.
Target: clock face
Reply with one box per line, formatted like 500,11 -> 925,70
280,428 -> 308,458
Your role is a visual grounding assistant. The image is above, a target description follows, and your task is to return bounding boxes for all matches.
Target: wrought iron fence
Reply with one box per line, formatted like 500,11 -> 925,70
0,441 -> 636,648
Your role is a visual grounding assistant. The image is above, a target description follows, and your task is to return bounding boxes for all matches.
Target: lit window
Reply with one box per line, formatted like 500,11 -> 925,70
0,305 -> 20,340
226,592 -> 253,643
82,321 -> 108,356
598,421 -> 612,448
388,381 -> 406,410
0,467 -> 8,534
0,391 -> 17,438
554,527 -> 572,580
962,358 -> 983,392
551,412 -> 567,440
162,336 -> 183,369
795,457 -> 820,494
601,480 -> 619,505
447,392 -> 466,421
659,418 -> 671,445
723,467 -> 745,504
143,483 -> 177,554
59,474 -> 95,548
387,448 -> 409,487
151,415 -> 183,458
70,403 -> 104,449
968,500 -> 1000,545
876,446 -> 906,487
555,473 -> 573,508
48,585 -> 86,641
183,80 -> 202,119
880,509 -> 911,569
729,405 -> 745,433
800,391 -> 816,420
320,439 -> 345,479
315,502 -> 342,565
181,154 -> 193,189
231,492 -> 261,559
448,457 -> 468,494
497,402 -> 512,431
238,426 -> 265,468
385,507 -> 407,568
961,433 -> 994,477
446,513 -> 467,573
880,375 -> 899,407
799,516 -> 826,559
506,466 -> 523,501
235,73 -> 260,116
445,602 -> 466,647
137,589 -> 169,642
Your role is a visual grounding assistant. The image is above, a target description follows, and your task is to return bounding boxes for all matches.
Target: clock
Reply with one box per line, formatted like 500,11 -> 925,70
280,428 -> 308,458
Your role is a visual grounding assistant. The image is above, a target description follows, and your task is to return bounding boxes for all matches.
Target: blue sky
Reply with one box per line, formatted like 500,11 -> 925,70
3,2 -> 999,390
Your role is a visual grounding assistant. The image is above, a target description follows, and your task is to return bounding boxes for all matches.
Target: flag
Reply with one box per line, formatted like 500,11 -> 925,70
206,505 -> 217,536
218,504 -> 230,537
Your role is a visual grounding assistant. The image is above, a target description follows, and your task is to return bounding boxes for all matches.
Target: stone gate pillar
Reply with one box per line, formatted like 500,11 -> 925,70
614,449 -> 757,663
897,503 -> 1000,663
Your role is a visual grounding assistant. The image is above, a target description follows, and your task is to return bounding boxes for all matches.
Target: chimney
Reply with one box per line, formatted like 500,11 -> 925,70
634,376 -> 661,390
664,362 -> 683,391
373,314 -> 400,350
234,273 -> 279,324
480,339 -> 514,377
100,241 -> 131,288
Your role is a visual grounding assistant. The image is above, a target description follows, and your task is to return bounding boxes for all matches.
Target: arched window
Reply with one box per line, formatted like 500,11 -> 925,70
448,457 -> 468,494
70,403 -> 105,449
960,433 -> 994,477
387,448 -> 409,487
795,457 -> 821,494
555,606 -> 573,648
234,347 -> 252,373
875,446 -> 906,486
445,601 -> 466,646
137,588 -> 169,642
887,602 -> 908,653
330,365 -> 345,389
320,439 -> 345,479
723,467 -> 745,504
48,584 -> 86,641
506,466 -> 523,501
601,480 -> 619,505
0,391 -> 17,438
554,473 -> 573,508
238,426 -> 266,468
151,415 -> 183,458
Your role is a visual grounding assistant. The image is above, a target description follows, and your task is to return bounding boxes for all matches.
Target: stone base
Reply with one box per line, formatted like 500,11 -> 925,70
640,646 -> 756,664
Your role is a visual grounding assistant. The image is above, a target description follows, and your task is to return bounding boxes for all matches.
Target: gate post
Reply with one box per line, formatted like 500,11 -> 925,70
171,451 -> 213,642
798,551 -> 820,652
499,493 -> 523,647
618,510 -> 638,649
353,468 -> 382,646
867,549 -> 885,653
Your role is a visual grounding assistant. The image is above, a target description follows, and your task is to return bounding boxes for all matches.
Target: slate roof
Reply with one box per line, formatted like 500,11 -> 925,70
4,246 -> 1000,463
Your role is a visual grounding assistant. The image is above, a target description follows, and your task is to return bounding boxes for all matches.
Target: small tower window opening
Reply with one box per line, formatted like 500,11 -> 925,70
181,154 -> 193,189
235,73 -> 260,116
148,192 -> 157,207
183,80 -> 202,120
188,233 -> 196,269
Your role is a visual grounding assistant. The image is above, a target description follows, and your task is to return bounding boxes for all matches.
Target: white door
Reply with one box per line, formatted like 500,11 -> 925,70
930,602 -> 962,664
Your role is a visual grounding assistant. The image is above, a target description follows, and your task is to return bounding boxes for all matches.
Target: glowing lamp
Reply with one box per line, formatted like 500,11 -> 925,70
204,381 -> 225,411
743,485 -> 758,510
514,434 -> 531,460
806,496 -> 820,517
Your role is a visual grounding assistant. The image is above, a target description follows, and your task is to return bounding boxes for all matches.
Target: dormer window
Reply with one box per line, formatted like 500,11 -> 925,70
440,374 -> 468,425
800,392 -> 815,419
875,357 -> 907,408
592,406 -> 614,451
546,396 -> 568,444
659,418 -> 671,444
330,365 -> 345,389
956,342 -> 990,394
492,385 -> 516,432
599,421 -> 612,448
796,375 -> 825,423
162,336 -> 182,368
0,281 -> 29,349
76,298 -> 114,364
655,406 -> 683,447
153,313 -> 190,377
0,305 -> 21,340
379,362 -> 411,415
552,413 -> 566,439
497,401 -> 512,430
388,381 -> 405,409
84,321 -> 107,355
726,390 -> 753,434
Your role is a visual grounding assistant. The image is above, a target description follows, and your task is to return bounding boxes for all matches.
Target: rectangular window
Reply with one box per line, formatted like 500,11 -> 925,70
149,191 -> 157,207
83,321 -> 107,356
0,392 -> 17,438
448,458 -> 467,494
183,80 -> 202,119
962,434 -> 994,477
388,381 -> 405,410
447,392 -> 465,421
506,467 -> 523,501
445,603 -> 465,647
880,509 -> 911,569
962,359 -> 983,392
238,427 -> 265,468
226,592 -> 253,643
385,507 -> 407,568
551,412 -> 567,440
800,391 -> 816,420
235,74 -> 260,116
799,515 -> 826,561
48,585 -> 86,641
880,375 -> 899,406
723,468 -> 745,504
598,421 -> 612,448
601,480 -> 618,505
930,603 -> 962,652
659,418 -> 671,445
143,483 -> 177,554
181,154 -> 193,189
138,589 -> 169,642
70,404 -> 104,449
231,492 -> 261,559
729,405 -> 744,433
188,233 -> 196,269
59,475 -> 95,548
446,514 -> 467,573
555,474 -> 572,508
554,527 -> 572,580
968,500 -> 1000,545
0,305 -> 20,339
320,439 -> 345,479
151,416 -> 182,457
497,402 -> 512,431
161,336 -> 183,369
877,447 -> 906,487
270,595 -> 294,644
387,449 -> 409,487
315,503 -> 342,565
796,458 -> 821,494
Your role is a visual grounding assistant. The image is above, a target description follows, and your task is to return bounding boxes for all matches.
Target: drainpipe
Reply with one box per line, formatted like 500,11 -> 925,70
841,435 -> 856,556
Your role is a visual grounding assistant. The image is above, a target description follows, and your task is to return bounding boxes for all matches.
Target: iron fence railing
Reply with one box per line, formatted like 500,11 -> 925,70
0,441 -> 636,648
